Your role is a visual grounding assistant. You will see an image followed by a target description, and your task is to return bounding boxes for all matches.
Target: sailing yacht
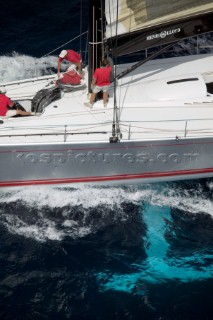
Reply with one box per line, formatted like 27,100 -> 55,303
0,0 -> 213,187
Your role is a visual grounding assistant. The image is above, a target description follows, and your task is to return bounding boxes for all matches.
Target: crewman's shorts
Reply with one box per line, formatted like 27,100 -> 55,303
92,85 -> 110,93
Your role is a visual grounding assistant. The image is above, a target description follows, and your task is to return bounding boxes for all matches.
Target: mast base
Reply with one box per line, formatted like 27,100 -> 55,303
109,136 -> 120,143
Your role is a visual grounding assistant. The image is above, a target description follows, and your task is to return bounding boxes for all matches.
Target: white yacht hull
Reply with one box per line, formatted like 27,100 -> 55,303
1,137 -> 213,187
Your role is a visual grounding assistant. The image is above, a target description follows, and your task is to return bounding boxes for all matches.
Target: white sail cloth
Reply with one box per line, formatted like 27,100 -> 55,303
105,0 -> 213,39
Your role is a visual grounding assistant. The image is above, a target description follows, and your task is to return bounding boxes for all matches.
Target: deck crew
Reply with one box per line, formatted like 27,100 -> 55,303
57,64 -> 83,85
57,49 -> 82,78
0,87 -> 39,118
84,58 -> 112,109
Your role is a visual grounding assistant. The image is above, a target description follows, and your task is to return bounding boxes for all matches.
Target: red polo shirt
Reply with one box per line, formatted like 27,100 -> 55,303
60,70 -> 82,85
0,94 -> 12,116
93,66 -> 112,86
58,50 -> 81,63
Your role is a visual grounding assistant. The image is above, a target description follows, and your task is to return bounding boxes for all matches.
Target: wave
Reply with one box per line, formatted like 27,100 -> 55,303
0,185 -> 133,242
0,52 -> 59,82
1,180 -> 213,214
0,180 -> 213,242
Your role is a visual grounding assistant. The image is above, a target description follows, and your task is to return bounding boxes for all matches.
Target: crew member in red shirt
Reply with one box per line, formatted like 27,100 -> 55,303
59,64 -> 83,85
57,49 -> 82,78
0,87 -> 38,118
84,59 -> 112,108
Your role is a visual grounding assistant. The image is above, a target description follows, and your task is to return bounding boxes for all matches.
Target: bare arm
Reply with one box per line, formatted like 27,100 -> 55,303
91,76 -> 97,87
57,60 -> 62,77
76,61 -> 82,71
76,61 -> 83,78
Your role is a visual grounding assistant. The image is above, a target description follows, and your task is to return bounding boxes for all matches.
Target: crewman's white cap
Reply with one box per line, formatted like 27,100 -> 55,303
59,50 -> 67,58
68,64 -> 76,71
0,87 -> 6,94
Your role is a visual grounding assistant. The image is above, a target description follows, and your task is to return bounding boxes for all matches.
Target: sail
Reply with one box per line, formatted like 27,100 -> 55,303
105,0 -> 213,56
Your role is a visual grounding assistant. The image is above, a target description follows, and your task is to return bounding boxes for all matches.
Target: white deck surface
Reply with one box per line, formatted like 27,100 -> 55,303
1,53 -> 213,144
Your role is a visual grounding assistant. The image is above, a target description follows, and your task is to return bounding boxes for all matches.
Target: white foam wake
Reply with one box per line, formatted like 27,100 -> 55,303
0,52 -> 57,82
0,181 -> 213,242
1,182 -> 213,214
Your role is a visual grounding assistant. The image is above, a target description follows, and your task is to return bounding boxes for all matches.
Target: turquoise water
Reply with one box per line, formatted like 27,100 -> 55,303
97,203 -> 213,295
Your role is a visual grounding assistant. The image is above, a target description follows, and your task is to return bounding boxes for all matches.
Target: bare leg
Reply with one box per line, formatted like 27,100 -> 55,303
16,110 -> 34,116
103,92 -> 108,104
90,93 -> 97,104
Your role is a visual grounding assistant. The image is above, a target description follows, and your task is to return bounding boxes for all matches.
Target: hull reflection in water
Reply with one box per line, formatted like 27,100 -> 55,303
97,204 -> 213,294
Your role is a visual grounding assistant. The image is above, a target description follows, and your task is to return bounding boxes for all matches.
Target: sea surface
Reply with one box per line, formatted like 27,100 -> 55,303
0,1 -> 213,319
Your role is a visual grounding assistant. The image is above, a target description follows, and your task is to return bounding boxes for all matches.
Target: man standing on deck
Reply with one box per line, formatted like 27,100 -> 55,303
57,49 -> 82,78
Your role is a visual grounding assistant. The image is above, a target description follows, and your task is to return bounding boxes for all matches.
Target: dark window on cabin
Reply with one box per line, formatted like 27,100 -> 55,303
167,78 -> 199,84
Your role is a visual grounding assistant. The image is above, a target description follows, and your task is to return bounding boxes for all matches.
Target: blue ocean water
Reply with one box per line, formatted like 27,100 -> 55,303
0,1 -> 213,319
